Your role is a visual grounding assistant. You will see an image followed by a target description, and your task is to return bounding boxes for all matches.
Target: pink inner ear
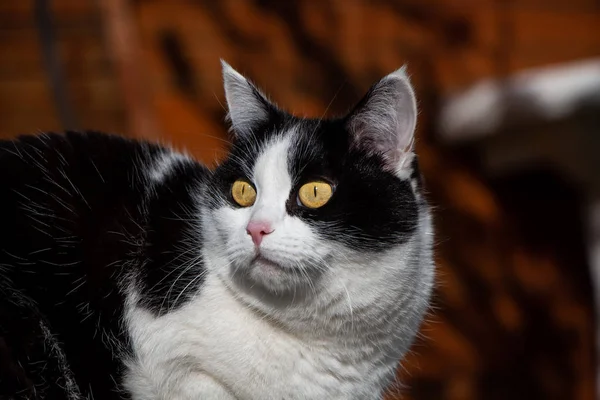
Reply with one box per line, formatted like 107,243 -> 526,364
347,72 -> 417,169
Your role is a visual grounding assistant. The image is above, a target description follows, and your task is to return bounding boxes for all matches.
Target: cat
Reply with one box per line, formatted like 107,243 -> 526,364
0,61 -> 434,400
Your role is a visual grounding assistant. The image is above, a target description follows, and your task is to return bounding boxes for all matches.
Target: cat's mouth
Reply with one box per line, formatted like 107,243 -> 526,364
252,254 -> 285,272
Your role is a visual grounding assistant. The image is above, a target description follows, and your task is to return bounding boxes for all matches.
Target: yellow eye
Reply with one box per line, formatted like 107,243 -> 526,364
298,181 -> 333,209
231,180 -> 257,207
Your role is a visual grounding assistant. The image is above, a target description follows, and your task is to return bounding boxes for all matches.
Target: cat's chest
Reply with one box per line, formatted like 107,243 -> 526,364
125,277 -> 385,400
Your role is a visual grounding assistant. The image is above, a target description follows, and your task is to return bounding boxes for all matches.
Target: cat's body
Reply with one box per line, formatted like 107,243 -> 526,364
0,63 -> 434,399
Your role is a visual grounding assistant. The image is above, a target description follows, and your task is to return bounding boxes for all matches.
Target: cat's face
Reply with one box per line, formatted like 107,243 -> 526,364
203,63 -> 427,305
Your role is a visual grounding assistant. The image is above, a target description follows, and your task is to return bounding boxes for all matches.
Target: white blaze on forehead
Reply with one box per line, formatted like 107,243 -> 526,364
250,135 -> 293,224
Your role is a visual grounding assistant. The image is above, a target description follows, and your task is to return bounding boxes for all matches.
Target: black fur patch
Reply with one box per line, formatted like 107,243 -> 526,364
140,159 -> 208,314
286,119 -> 419,251
0,131 -> 209,399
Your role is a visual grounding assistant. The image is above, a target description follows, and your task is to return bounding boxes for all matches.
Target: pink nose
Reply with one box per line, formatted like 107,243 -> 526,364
246,221 -> 274,247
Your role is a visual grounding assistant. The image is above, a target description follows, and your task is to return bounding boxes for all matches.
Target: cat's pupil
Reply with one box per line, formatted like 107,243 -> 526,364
313,186 -> 317,197
242,184 -> 245,195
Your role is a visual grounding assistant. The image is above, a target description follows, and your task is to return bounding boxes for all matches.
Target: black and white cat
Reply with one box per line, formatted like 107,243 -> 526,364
0,62 -> 434,399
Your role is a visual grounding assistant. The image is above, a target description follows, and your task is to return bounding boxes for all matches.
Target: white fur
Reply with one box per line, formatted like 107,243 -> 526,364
249,136 -> 292,225
149,152 -> 190,184
40,322 -> 83,400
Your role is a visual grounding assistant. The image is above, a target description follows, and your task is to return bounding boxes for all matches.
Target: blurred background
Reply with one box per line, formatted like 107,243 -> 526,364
1,0 -> 599,399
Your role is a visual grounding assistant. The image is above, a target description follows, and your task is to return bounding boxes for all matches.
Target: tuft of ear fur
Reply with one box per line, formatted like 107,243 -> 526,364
347,67 -> 417,172
221,60 -> 273,138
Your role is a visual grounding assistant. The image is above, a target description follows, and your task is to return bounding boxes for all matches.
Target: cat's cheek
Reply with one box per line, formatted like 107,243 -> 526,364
278,217 -> 327,258
212,206 -> 253,243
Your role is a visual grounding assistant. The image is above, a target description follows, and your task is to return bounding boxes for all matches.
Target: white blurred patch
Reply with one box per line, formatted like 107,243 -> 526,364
439,58 -> 600,141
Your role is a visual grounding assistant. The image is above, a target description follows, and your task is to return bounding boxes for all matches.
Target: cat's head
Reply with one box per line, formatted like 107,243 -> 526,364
203,62 -> 431,319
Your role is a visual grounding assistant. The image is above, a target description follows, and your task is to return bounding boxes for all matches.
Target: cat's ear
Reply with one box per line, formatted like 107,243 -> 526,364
221,60 -> 273,137
346,67 -> 417,171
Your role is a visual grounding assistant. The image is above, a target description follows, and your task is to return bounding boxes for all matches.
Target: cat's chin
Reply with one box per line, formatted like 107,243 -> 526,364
252,255 -> 285,273
228,254 -> 316,298
248,255 -> 298,291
